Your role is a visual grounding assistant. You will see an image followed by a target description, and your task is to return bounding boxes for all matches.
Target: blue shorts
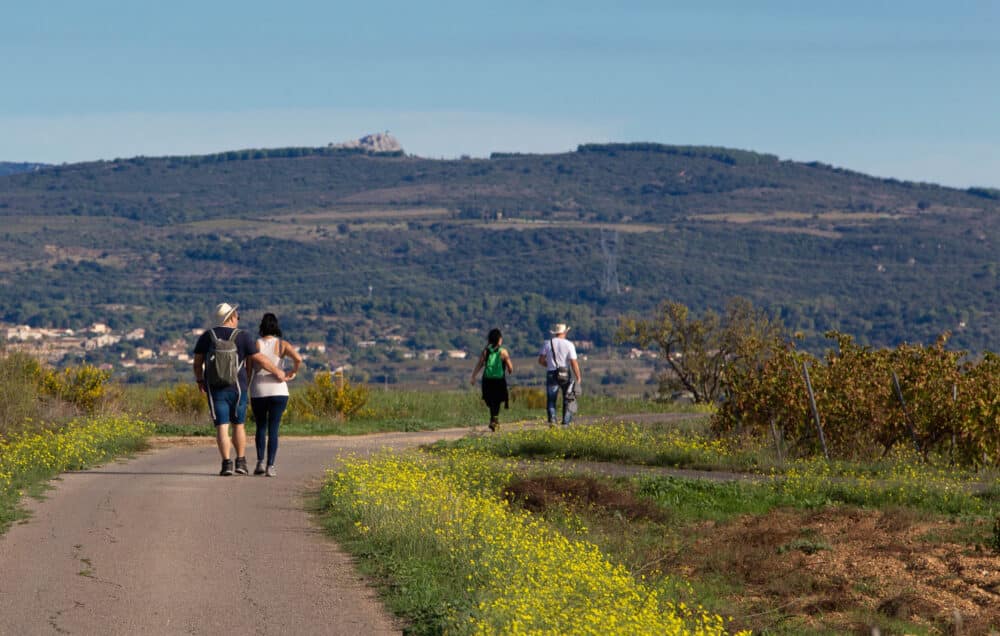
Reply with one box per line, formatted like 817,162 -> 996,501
207,386 -> 248,426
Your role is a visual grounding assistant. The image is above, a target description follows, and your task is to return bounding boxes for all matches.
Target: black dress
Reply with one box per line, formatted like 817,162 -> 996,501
481,346 -> 509,417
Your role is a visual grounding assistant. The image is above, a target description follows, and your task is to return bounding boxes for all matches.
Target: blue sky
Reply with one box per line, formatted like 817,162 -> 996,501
2,1 -> 998,187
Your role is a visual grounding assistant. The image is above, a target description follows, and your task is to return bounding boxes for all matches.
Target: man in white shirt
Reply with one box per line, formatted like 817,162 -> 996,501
537,323 -> 583,426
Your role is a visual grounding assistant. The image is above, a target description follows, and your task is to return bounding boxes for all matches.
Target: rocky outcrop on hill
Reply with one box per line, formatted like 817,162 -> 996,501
329,132 -> 402,154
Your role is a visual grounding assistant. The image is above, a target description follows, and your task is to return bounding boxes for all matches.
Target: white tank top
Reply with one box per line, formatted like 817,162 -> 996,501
250,337 -> 288,397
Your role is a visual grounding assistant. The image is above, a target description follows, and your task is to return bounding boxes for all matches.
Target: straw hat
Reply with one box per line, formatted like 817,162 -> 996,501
549,323 -> 570,335
213,302 -> 239,325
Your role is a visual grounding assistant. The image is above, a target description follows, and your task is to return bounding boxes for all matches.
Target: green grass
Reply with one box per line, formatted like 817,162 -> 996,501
0,477 -> 53,533
348,388 -> 688,433
311,491 -> 473,636
636,476 -> 788,522
135,386 -> 690,436
439,421 -> 1000,518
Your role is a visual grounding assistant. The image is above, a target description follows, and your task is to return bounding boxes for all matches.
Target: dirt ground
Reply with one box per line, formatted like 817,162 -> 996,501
690,508 -> 1000,634
507,474 -> 1000,635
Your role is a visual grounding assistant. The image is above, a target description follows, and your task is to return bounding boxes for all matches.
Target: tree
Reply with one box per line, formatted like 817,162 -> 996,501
616,297 -> 785,403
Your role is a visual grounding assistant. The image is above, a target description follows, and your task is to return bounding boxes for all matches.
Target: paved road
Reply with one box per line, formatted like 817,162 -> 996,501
0,413 -> 700,635
0,429 -> 474,636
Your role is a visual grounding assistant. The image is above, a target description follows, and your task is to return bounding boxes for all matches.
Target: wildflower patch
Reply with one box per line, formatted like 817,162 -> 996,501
0,415 -> 153,531
323,449 -> 737,635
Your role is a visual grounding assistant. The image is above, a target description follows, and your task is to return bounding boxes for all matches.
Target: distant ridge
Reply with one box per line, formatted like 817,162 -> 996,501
3,139 -> 1000,356
0,162 -> 50,177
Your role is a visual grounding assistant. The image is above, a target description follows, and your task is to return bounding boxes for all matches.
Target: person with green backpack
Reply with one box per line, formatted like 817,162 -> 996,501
470,328 -> 514,431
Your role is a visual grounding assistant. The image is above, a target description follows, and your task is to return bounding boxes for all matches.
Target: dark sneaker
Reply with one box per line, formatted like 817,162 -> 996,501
220,459 -> 234,476
265,465 -> 276,477
254,461 -> 266,475
234,457 -> 249,475
488,418 -> 498,432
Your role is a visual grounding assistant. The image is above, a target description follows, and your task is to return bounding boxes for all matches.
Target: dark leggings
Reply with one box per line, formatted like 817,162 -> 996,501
251,396 -> 288,467
486,399 -> 502,419
481,377 -> 508,420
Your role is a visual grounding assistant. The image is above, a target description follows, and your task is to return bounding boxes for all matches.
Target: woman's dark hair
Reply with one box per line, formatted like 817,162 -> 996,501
258,313 -> 283,338
487,328 -> 502,347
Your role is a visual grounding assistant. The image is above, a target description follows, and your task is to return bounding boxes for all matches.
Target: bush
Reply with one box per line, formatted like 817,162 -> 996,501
714,330 -> 1000,466
287,372 -> 369,421
510,386 -> 546,409
39,364 -> 111,413
159,383 -> 207,415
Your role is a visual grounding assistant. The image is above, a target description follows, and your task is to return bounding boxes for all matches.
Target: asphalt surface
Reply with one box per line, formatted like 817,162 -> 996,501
0,429 -> 472,636
0,413 -> 703,635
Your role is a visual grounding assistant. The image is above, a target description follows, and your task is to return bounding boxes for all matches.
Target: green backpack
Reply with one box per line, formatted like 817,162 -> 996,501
484,345 -> 505,379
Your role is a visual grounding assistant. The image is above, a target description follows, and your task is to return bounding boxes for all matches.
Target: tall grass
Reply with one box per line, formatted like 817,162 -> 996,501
0,350 -> 126,439
0,352 -> 156,534
127,383 -> 690,436
0,351 -> 43,436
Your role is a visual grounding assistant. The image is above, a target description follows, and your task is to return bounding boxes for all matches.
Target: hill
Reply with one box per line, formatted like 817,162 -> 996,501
1,142 -> 998,377
0,162 -> 50,177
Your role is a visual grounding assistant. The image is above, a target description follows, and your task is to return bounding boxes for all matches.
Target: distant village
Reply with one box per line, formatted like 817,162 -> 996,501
2,323 -> 654,385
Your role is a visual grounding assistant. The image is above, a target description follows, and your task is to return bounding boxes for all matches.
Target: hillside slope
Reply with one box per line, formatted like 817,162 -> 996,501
1,143 -> 998,365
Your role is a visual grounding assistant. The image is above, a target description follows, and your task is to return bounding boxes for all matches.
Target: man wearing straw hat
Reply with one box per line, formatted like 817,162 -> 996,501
537,323 -> 582,426
192,302 -> 287,476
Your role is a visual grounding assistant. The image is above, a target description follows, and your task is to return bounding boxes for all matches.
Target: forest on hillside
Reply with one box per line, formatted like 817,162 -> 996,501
1,143 -> 998,363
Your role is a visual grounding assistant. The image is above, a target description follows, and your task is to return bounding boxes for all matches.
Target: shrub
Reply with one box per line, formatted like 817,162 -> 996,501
287,372 -> 369,420
39,364 -> 111,413
159,383 -> 207,415
715,330 -> 1000,466
510,386 -> 546,409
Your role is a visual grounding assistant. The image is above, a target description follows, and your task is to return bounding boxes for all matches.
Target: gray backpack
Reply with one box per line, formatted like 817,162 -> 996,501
205,328 -> 243,388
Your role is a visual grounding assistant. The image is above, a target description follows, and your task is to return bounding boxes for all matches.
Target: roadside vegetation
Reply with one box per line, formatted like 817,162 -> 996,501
319,301 -> 1000,635
325,421 -> 1000,634
0,350 -> 154,533
141,377 -> 687,437
7,302 -> 1000,634
321,448 -> 740,635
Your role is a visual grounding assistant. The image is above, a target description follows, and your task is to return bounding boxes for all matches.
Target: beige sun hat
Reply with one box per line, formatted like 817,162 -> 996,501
549,323 -> 570,335
213,302 -> 239,325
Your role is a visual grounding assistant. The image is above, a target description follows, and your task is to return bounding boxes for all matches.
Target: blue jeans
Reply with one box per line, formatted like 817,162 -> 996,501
208,386 -> 247,426
251,396 -> 288,467
546,373 -> 574,425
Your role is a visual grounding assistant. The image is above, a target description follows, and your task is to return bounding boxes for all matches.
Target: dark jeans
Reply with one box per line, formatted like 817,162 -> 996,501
251,396 -> 288,467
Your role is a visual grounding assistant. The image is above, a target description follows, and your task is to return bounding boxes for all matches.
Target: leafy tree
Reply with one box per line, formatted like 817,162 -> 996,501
616,297 -> 785,403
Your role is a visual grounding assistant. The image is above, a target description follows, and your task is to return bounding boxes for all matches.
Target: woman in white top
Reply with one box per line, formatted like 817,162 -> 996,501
247,313 -> 302,476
